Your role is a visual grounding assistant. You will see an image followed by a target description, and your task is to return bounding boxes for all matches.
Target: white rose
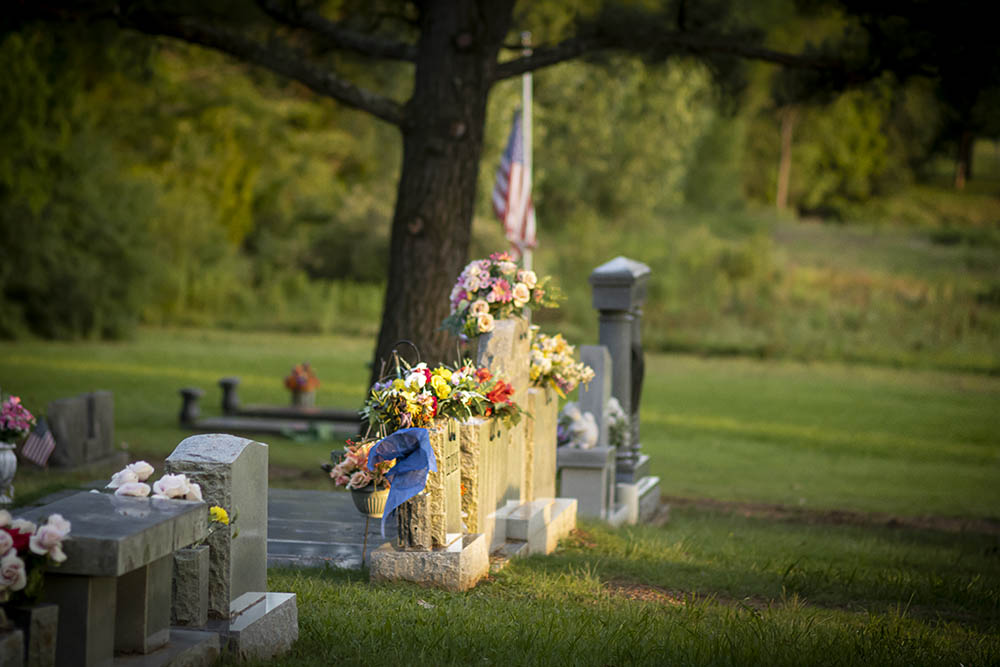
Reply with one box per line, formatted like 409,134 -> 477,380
185,482 -> 203,502
114,482 -> 151,498
127,461 -> 155,482
0,531 -> 12,555
152,474 -> 190,499
0,550 -> 27,591
512,282 -> 531,307
517,270 -> 537,289
464,274 -> 482,292
107,468 -> 139,489
498,260 -> 517,275
10,519 -> 36,534
477,312 -> 495,333
470,299 -> 490,316
29,525 -> 67,563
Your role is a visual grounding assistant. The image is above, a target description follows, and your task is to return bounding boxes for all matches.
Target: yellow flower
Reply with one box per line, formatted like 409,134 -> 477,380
392,379 -> 405,391
209,506 -> 230,525
434,367 -> 453,381
435,383 -> 452,399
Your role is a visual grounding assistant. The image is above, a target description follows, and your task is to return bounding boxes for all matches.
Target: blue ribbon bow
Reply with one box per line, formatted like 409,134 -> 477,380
367,427 -> 436,536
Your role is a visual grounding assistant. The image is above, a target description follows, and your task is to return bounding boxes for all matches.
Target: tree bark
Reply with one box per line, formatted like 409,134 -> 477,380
370,0 -> 515,386
776,106 -> 797,212
954,128 -> 974,190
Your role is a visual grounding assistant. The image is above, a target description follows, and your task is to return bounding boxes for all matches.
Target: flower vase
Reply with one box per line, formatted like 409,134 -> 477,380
350,484 -> 390,518
0,442 -> 16,504
290,390 -> 315,407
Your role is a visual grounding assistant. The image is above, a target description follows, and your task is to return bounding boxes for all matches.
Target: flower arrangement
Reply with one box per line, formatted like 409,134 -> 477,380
1,509 -> 71,603
557,403 -> 598,449
361,359 -> 522,433
442,252 -> 560,339
326,439 -> 394,490
0,395 -> 35,443
284,363 -> 320,392
605,397 -> 631,450
528,329 -> 595,398
106,460 -> 204,501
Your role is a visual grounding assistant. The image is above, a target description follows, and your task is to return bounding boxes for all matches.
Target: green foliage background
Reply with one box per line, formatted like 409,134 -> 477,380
2,11 -> 998,372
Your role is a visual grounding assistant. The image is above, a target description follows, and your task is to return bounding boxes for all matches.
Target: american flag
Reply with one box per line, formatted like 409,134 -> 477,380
20,417 -> 56,467
492,109 -> 536,257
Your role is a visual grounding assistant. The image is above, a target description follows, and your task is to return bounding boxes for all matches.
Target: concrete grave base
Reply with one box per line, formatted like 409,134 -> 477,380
496,497 -> 577,556
112,629 -> 220,667
606,502 -> 630,528
616,476 -> 661,524
369,533 -> 489,591
1,628 -> 24,667
209,592 -> 298,662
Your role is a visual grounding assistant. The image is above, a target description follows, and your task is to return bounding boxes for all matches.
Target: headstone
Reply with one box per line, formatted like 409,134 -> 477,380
526,387 -> 558,500
578,346 -> 612,447
47,391 -> 118,469
395,424 -> 457,550
557,446 -> 616,519
173,545 -> 210,627
166,434 -> 268,618
179,388 -> 205,426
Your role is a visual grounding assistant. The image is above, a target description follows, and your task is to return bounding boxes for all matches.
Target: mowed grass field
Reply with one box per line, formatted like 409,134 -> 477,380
2,327 -> 998,665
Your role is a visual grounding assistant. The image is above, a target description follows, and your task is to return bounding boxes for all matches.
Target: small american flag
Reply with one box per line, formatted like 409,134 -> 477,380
21,417 -> 56,467
492,109 -> 536,257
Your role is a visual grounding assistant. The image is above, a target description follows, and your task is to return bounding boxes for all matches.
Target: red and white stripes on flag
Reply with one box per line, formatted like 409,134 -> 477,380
20,417 -> 56,467
492,109 -> 536,257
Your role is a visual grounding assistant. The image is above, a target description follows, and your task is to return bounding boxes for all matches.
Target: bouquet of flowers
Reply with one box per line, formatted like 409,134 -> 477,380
326,439 -> 394,490
1,509 -> 71,603
0,395 -> 36,443
361,359 -> 522,434
605,397 -> 631,450
529,329 -> 595,398
556,403 -> 598,449
442,252 -> 560,339
285,363 -> 319,392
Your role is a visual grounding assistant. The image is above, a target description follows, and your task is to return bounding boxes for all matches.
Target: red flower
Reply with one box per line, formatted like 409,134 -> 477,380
476,367 -> 492,383
3,526 -> 30,552
486,380 -> 514,405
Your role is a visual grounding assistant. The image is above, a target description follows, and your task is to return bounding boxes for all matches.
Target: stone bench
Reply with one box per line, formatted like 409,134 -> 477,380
18,491 -> 208,666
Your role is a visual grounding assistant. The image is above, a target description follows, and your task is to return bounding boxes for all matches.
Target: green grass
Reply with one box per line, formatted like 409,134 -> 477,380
244,509 -> 999,666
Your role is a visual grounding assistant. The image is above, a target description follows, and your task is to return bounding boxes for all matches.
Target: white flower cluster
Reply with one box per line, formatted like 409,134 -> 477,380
106,461 -> 203,501
605,397 -> 630,450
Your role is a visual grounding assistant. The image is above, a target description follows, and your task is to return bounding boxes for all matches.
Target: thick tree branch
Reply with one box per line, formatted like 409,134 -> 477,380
494,31 -> 843,82
122,9 -> 405,126
255,0 -> 417,61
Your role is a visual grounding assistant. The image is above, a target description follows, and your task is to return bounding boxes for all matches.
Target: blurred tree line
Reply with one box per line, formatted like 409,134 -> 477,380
1,1 -> 997,371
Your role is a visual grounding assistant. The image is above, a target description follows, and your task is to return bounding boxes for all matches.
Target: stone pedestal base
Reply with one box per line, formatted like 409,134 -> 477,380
1,627 -> 24,667
4,602 -> 58,667
615,453 -> 650,484
495,498 -> 577,556
616,476 -> 661,524
369,533 -> 489,592
216,592 -> 298,662
557,446 -> 616,519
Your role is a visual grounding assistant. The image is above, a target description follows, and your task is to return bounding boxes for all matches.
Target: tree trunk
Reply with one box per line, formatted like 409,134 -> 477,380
370,0 -> 515,386
954,128 -> 974,190
776,106 -> 797,212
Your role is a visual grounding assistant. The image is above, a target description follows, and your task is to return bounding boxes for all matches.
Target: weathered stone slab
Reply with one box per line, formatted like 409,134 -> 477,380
112,629 -> 220,667
476,317 -> 531,408
396,425 -> 448,550
172,545 -> 210,628
526,388 -> 558,500
166,434 -> 268,618
4,603 -> 57,667
223,592 -> 298,662
616,475 -> 661,524
1,627 -> 24,667
47,391 -> 115,468
370,533 -> 488,591
557,446 -> 616,519
578,346 -> 612,447
17,492 -> 207,577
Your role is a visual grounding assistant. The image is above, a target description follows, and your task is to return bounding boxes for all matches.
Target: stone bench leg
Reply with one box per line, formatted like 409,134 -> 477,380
114,554 -> 172,654
41,573 -> 116,667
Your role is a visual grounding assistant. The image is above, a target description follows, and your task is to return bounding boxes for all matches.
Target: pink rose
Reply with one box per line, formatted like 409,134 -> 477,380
349,471 -> 372,489
29,516 -> 70,564
335,475 -> 350,486
0,550 -> 27,591
152,474 -> 190,499
114,482 -> 151,498
0,530 -> 12,555
185,483 -> 203,502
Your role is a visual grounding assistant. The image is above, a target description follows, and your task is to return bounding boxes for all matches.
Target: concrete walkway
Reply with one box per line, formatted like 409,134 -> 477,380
267,488 -> 395,569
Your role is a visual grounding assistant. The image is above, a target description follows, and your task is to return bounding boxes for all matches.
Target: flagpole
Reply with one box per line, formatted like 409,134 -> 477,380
521,31 -> 533,272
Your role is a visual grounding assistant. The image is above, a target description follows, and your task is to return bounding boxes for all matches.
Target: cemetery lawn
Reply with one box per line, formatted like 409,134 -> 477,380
257,507 -> 999,666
